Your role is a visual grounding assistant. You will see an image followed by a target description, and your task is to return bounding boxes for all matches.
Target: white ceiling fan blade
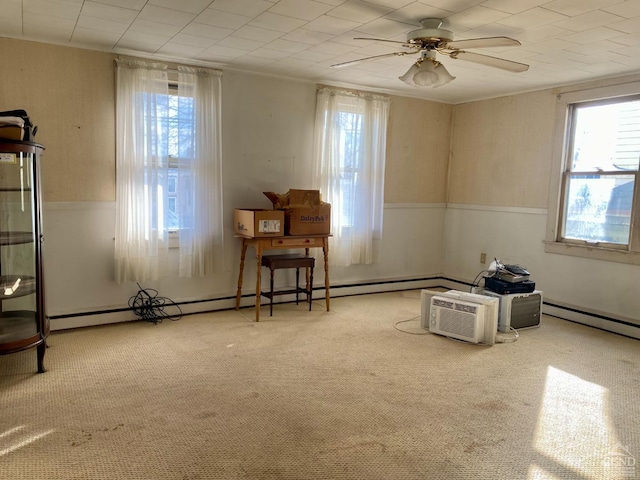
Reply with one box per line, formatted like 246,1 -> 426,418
353,37 -> 419,48
447,50 -> 529,72
330,51 -> 418,69
443,36 -> 521,50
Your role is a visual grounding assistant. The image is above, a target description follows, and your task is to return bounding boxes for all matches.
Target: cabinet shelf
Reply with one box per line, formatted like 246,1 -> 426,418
0,231 -> 34,245
0,310 -> 37,344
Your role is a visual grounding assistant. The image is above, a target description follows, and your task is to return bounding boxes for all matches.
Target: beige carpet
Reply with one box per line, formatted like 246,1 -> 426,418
1,291 -> 638,480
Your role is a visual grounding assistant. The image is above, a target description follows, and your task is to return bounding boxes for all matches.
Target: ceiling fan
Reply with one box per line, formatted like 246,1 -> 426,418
330,18 -> 529,88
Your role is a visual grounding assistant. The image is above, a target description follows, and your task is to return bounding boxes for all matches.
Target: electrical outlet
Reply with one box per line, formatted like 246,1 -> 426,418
480,253 -> 487,264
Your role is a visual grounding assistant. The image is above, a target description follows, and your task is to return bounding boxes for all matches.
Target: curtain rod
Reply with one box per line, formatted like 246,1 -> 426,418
115,56 -> 222,75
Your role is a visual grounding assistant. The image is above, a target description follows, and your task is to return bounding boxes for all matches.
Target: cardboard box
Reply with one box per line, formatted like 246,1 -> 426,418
288,189 -> 321,206
285,204 -> 331,235
234,209 -> 284,237
263,189 -> 331,236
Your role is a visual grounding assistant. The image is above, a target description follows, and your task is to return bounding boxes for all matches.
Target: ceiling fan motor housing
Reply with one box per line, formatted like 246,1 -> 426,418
407,18 -> 454,45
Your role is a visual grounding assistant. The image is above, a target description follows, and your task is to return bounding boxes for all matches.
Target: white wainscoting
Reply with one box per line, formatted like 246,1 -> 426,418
443,204 -> 640,339
45,202 -> 447,330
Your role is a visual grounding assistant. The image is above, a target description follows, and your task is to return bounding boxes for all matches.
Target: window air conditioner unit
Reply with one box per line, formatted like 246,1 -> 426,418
420,290 -> 499,345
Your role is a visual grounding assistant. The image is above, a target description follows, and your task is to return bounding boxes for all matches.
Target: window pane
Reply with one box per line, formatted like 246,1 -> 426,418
563,174 -> 634,244
572,100 -> 640,172
336,111 -> 362,226
167,196 -> 178,230
169,94 -> 194,160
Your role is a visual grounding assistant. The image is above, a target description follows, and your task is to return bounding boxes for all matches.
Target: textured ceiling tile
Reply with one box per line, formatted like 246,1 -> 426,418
602,1 -> 640,18
263,38 -> 310,53
354,17 -> 417,37
148,0 -> 213,15
560,26 -> 623,44
129,19 -> 182,36
23,0 -> 81,20
95,0 -> 146,9
80,2 -> 137,23
327,0 -> 393,23
180,22 -> 234,40
446,5 -> 511,29
552,9 -> 627,32
208,0 -> 273,17
170,33 -> 217,48
496,7 -> 569,29
232,24 -> 283,42
281,28 -> 334,45
543,0 -> 626,16
267,0 -> 335,21
138,5 -> 196,27
216,36 -> 265,51
248,12 -> 306,33
76,15 -> 129,34
480,0 -> 549,15
195,9 -> 252,29
304,15 -> 361,35
609,31 -> 640,46
608,16 -> 640,34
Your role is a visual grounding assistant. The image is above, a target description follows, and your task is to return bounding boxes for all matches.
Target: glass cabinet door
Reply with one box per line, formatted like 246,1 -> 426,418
0,149 -> 38,343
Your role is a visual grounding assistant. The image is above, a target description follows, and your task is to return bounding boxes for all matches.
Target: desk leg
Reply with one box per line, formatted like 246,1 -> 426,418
255,243 -> 263,322
235,240 -> 248,310
305,247 -> 311,305
323,238 -> 330,311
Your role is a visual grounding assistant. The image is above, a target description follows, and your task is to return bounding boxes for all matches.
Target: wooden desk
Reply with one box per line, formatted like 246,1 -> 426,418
235,235 -> 330,321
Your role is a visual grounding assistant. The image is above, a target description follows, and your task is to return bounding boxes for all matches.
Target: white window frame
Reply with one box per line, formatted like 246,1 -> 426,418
545,80 -> 640,265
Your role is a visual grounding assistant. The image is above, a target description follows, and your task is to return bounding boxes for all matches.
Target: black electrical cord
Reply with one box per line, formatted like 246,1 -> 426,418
128,283 -> 182,324
471,269 -> 489,291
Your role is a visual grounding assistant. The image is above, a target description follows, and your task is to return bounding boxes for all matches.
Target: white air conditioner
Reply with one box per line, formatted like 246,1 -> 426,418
481,290 -> 543,332
420,290 -> 499,345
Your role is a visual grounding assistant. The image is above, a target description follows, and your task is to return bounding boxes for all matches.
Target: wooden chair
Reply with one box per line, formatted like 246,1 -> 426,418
260,254 -> 315,316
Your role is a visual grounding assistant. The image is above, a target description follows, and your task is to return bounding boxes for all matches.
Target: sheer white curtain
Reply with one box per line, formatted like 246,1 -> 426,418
114,59 -> 224,284
176,65 -> 224,278
312,87 -> 390,267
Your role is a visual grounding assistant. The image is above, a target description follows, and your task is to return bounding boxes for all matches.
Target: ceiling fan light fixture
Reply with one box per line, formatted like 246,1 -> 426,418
398,63 -> 420,86
413,60 -> 439,86
432,62 -> 456,87
399,58 -> 455,88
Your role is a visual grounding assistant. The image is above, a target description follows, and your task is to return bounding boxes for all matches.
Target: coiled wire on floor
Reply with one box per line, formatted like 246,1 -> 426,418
128,283 -> 183,324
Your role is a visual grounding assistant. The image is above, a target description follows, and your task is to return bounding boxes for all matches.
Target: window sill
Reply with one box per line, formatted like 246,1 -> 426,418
543,241 -> 640,266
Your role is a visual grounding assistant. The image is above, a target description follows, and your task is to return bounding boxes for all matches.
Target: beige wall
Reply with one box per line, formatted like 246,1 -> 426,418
385,95 -> 452,203
448,90 -> 556,208
0,38 -> 116,202
0,38 -> 448,206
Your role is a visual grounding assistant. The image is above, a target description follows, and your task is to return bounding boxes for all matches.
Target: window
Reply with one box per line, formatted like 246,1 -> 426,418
313,87 -> 390,267
546,81 -> 640,264
114,59 -> 224,283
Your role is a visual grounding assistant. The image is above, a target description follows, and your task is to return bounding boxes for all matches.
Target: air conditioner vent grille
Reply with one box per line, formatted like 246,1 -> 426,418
439,307 -> 477,338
